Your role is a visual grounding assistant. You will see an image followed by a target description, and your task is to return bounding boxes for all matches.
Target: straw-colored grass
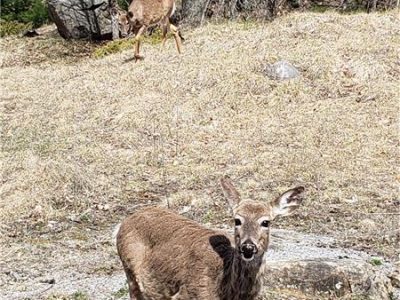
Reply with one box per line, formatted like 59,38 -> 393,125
1,11 -> 399,258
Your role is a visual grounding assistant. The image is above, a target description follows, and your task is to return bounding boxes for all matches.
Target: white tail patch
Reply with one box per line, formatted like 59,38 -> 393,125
112,223 -> 121,246
170,2 -> 176,17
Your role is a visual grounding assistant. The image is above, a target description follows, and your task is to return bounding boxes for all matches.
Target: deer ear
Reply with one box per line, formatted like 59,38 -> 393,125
220,176 -> 241,209
271,186 -> 304,218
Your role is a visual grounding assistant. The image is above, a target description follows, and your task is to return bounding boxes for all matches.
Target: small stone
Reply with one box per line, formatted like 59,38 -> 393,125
359,219 -> 377,232
179,206 -> 191,214
263,60 -> 300,80
39,278 -> 56,284
389,269 -> 400,288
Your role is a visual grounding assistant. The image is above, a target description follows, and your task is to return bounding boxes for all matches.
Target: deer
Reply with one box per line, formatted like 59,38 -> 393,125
118,0 -> 183,61
116,176 -> 305,300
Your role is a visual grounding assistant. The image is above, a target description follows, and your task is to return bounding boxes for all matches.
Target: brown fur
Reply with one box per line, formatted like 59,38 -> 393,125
117,177 -> 304,299
119,0 -> 182,61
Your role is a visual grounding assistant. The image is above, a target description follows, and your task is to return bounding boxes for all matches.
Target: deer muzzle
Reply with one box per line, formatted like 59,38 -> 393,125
240,241 -> 258,261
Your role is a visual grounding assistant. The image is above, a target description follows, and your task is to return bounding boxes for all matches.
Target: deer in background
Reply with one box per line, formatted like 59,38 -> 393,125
118,0 -> 183,61
116,176 -> 304,299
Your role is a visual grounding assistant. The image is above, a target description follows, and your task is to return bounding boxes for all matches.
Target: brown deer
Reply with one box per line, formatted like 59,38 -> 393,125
116,176 -> 304,299
118,0 -> 183,61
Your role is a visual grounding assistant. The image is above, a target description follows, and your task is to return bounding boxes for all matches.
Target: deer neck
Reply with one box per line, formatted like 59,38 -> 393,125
218,248 -> 264,300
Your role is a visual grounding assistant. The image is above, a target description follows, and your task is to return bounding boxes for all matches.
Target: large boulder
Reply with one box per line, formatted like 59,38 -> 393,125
48,0 -> 114,40
262,230 -> 397,299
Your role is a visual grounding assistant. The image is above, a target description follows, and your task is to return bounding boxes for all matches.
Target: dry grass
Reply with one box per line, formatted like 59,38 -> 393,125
0,26 -> 96,67
1,11 -> 399,260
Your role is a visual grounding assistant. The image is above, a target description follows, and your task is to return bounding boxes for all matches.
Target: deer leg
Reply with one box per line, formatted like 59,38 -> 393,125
169,24 -> 182,54
134,25 -> 146,61
171,285 -> 189,300
161,22 -> 168,48
122,264 -> 144,300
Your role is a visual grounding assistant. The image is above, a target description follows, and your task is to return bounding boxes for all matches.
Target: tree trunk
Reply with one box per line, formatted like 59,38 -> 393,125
371,0 -> 378,11
109,0 -> 119,40
181,0 -> 210,25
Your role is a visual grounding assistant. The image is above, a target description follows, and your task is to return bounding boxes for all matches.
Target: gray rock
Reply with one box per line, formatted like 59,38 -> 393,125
262,229 -> 396,299
264,60 -> 300,80
389,269 -> 400,288
48,0 -> 113,40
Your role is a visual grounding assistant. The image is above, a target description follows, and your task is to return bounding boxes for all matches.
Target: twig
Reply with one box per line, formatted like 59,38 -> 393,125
38,283 -> 55,295
327,212 -> 400,215
201,0 -> 211,26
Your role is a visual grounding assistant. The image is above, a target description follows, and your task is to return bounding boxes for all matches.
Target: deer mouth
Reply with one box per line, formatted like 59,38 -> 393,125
240,243 -> 258,261
241,251 -> 255,261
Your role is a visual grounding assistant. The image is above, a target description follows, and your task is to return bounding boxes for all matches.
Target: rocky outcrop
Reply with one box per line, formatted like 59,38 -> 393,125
48,0 -> 113,40
263,230 -> 397,299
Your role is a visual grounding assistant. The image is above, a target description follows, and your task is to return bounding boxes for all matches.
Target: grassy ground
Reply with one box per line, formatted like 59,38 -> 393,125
1,10 -> 399,278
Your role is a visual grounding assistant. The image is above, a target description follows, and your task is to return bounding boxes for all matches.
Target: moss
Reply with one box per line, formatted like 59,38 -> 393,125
112,286 -> 129,298
369,257 -> 383,266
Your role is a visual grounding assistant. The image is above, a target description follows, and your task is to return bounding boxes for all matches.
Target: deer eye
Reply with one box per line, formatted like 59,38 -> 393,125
234,218 -> 242,226
261,220 -> 270,228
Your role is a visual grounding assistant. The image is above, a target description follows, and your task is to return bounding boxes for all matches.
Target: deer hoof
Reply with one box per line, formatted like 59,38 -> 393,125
134,55 -> 144,62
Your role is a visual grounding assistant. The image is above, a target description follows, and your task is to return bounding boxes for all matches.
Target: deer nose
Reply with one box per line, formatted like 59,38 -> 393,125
240,240 -> 258,259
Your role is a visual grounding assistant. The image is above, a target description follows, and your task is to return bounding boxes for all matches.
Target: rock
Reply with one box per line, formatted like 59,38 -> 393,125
39,278 -> 56,284
262,230 -> 396,299
48,0 -> 114,40
264,60 -> 300,80
389,269 -> 400,288
22,29 -> 39,37
359,218 -> 377,232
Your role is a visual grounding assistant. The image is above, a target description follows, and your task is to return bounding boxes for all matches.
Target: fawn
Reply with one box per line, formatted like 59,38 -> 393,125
118,0 -> 183,61
116,176 -> 304,299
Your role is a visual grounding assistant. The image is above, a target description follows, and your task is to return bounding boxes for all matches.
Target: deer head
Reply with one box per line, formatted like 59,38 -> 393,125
220,176 -> 304,262
117,11 -> 132,38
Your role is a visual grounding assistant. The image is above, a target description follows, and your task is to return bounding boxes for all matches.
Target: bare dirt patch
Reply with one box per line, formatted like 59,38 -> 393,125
1,11 -> 399,299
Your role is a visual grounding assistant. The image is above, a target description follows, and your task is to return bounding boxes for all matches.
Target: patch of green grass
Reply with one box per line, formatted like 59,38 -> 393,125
145,28 -> 164,45
93,39 -> 134,58
309,4 -> 368,14
0,20 -> 32,37
79,212 -> 92,223
46,291 -> 89,300
309,5 -> 333,13
237,19 -> 260,31
369,257 -> 383,266
93,29 -> 164,58
112,286 -> 129,298
47,295 -> 65,300
349,294 -> 372,300
339,7 -> 369,14
202,210 -> 216,223
92,264 -> 115,275
71,291 -> 89,300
